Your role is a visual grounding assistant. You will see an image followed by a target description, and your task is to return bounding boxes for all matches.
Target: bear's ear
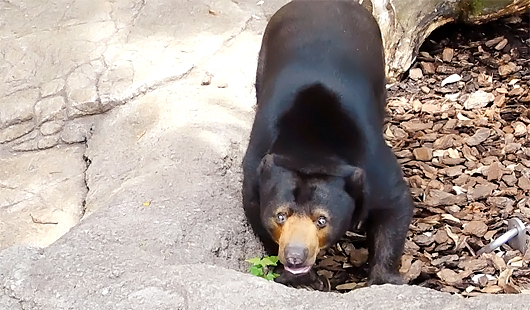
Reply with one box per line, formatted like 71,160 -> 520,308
257,153 -> 297,206
257,153 -> 293,176
342,166 -> 366,228
257,153 -> 276,176
339,165 -> 365,203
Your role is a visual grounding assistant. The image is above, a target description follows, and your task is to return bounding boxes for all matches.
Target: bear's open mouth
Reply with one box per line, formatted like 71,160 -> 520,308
284,265 -> 312,275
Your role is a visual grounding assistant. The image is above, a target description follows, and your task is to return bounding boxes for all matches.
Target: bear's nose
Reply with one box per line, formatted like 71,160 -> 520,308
284,243 -> 308,266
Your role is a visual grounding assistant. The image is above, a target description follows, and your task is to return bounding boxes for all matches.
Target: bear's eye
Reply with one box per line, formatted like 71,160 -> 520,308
316,216 -> 327,228
275,212 -> 287,224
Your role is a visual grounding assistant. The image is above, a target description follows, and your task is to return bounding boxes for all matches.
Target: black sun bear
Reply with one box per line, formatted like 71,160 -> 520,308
242,0 -> 414,286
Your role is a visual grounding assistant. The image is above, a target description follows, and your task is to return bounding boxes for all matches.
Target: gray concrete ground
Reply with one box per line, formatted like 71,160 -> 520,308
1,0 -> 529,309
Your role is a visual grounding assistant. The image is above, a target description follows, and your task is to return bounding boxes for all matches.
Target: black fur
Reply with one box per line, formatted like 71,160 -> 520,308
242,0 -> 414,285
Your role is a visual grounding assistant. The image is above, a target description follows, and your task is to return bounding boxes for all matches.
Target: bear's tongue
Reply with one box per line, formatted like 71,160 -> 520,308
285,265 -> 311,275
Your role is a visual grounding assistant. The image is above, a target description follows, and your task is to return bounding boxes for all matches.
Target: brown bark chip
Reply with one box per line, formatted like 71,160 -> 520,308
442,48 -> 454,62
465,128 -> 490,146
518,177 -> 530,191
437,269 -> 463,286
463,221 -> 488,238
413,147 -> 433,161
420,62 -> 436,74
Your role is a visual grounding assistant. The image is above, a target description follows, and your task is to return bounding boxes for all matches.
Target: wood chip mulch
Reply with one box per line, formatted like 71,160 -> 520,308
314,12 -> 530,296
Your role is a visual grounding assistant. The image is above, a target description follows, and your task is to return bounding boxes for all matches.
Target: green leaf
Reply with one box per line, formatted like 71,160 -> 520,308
245,257 -> 263,266
249,265 -> 264,277
264,273 -> 275,281
261,256 -> 279,266
264,272 -> 280,281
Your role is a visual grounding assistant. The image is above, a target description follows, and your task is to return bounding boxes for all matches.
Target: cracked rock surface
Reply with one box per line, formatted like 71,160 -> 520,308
0,145 -> 87,250
1,0 -> 529,309
0,0 -> 271,252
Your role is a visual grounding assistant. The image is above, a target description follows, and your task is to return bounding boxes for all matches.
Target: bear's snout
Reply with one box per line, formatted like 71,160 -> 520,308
284,243 -> 308,266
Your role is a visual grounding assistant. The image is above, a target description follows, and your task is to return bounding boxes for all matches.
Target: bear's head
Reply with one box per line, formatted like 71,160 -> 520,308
257,153 -> 365,276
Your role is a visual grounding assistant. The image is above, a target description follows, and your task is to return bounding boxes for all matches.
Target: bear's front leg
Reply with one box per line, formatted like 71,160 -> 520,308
365,194 -> 413,286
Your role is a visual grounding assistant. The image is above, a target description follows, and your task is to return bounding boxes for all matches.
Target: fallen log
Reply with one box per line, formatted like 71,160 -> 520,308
358,0 -> 530,82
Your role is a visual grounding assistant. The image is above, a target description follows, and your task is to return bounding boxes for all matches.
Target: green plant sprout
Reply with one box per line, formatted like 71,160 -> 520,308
246,256 -> 280,281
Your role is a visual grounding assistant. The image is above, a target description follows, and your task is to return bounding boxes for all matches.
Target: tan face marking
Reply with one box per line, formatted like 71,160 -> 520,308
271,207 -> 331,266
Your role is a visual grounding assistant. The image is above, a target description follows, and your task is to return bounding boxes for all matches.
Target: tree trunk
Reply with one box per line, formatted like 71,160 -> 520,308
358,0 -> 530,82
